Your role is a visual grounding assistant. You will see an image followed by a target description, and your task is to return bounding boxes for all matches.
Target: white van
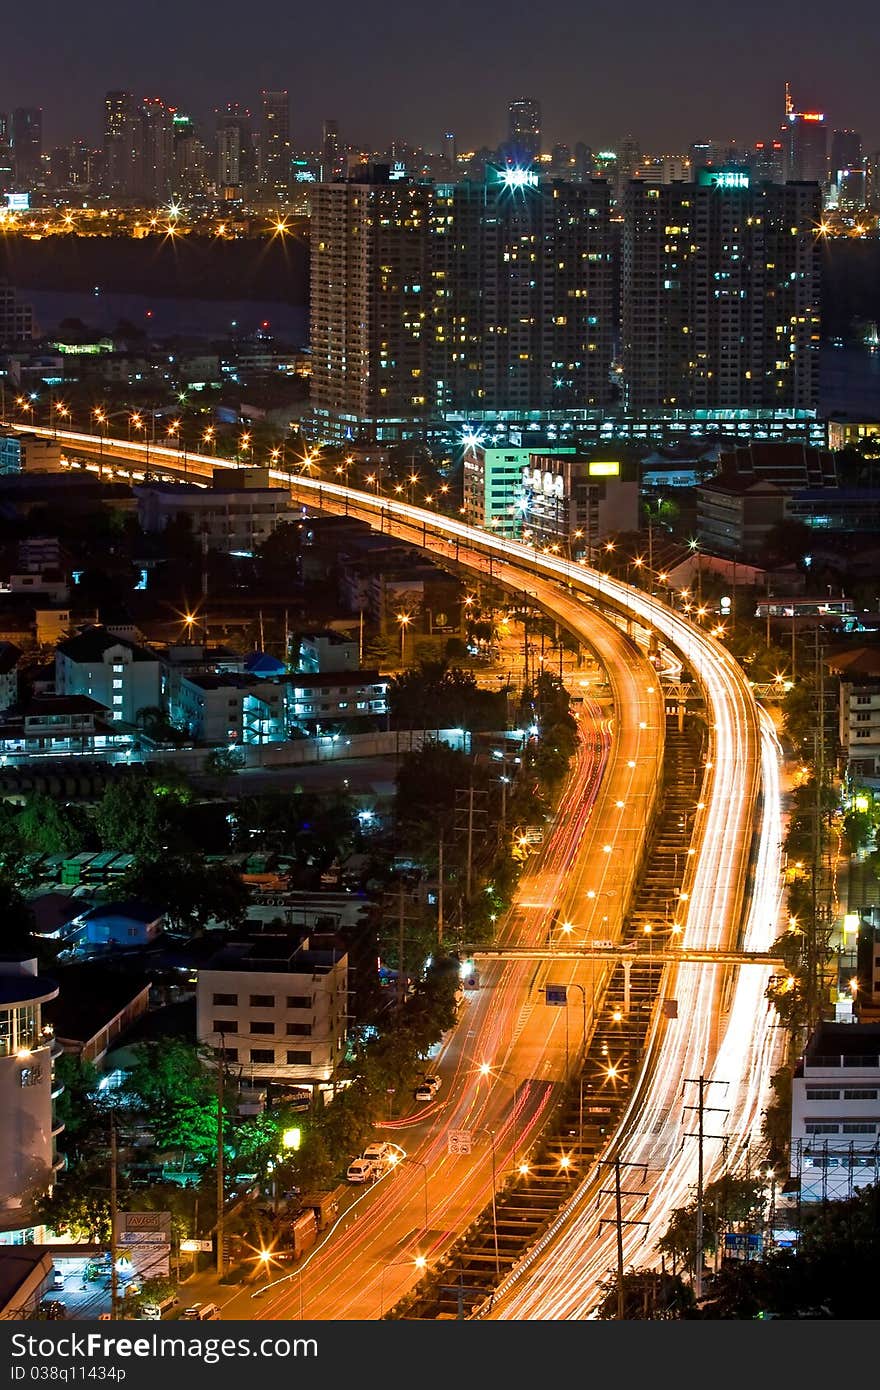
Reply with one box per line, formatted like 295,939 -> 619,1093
346,1157 -> 377,1184
141,1295 -> 178,1320
181,1303 -> 220,1321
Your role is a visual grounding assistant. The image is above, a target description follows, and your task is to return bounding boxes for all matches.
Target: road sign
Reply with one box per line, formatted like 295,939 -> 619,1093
724,1232 -> 763,1259
662,998 -> 679,1018
587,939 -> 615,950
447,1129 -> 473,1155
545,984 -> 568,1006
180,1239 -> 213,1253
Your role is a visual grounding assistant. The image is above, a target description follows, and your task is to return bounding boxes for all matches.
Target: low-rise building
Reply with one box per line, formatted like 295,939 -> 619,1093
0,641 -> 20,712
297,629 -> 359,673
175,672 -> 285,744
0,434 -> 62,474
44,965 -> 151,1066
826,647 -> 880,786
82,901 -> 165,950
791,1022 -> 880,1203
517,454 -> 640,554
0,695 -> 135,759
286,670 -> 388,733
55,627 -> 160,725
196,934 -> 348,1090
134,467 -> 293,556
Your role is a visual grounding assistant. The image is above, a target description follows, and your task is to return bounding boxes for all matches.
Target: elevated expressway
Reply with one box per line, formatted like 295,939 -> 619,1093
16,428 -> 782,1316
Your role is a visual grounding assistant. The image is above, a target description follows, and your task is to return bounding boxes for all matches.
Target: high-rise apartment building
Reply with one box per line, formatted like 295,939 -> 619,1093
506,97 -> 541,163
749,139 -> 786,183
133,98 -> 173,203
622,172 -> 822,412
215,105 -> 254,192
0,114 -> 11,192
321,119 -> 341,181
104,90 -> 134,198
260,90 -> 290,197
432,170 -> 614,414
310,167 -> 614,437
310,167 -> 433,432
11,108 -> 42,189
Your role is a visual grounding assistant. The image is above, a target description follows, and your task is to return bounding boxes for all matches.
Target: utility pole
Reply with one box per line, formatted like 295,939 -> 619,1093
109,1115 -> 119,1320
398,877 -> 406,1007
466,786 -> 475,900
597,1157 -> 649,1320
437,830 -> 444,948
216,1035 -> 226,1278
682,1076 -> 728,1302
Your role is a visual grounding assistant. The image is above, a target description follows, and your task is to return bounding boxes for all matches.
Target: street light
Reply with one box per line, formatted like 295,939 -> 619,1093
379,1254 -> 428,1318
475,1127 -> 500,1277
396,611 -> 411,666
387,1152 -> 429,1234
477,1062 -> 527,1164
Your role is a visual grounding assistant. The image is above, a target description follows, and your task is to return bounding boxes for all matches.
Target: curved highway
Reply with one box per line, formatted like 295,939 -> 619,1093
12,426 -> 779,1318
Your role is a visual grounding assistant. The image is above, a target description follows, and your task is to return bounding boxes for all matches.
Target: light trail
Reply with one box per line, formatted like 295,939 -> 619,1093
19,425 -> 777,1320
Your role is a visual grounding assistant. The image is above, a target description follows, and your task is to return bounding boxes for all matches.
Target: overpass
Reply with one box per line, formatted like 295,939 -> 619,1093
7,422 -> 782,1318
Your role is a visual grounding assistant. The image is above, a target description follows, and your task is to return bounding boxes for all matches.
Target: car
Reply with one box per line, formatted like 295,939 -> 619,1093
346,1158 -> 378,1184
362,1141 -> 406,1169
141,1295 -> 178,1320
51,1270 -> 65,1290
414,1076 -> 441,1102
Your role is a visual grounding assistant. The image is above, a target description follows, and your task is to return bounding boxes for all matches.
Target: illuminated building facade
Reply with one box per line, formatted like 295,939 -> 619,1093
310,167 -> 433,432
622,173 -> 822,412
431,170 -> 614,415
506,97 -> 541,163
260,90 -> 290,197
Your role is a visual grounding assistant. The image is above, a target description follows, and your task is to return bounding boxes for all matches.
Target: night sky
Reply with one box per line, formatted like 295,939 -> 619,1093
11,0 -> 880,153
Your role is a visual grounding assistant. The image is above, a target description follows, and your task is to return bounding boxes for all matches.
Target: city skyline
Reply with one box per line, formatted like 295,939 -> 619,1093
6,0 -> 880,152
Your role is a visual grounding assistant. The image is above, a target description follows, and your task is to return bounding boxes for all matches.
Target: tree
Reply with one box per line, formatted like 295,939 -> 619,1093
53,1055 -> 103,1160
596,1268 -> 696,1319
35,1165 -> 111,1243
125,1038 -> 220,1157
121,854 -> 251,933
389,661 -> 506,731
0,872 -> 35,950
395,740 -> 484,842
95,772 -> 194,857
15,793 -> 86,856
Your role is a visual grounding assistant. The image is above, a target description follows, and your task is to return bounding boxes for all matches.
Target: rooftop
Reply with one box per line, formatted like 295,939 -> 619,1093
44,964 -> 150,1045
56,627 -> 157,665
203,933 -> 346,976
85,900 -> 164,925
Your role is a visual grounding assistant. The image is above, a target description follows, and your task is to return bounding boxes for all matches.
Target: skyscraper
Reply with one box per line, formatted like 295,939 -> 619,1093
104,90 -> 134,199
215,105 -> 254,192
321,120 -> 341,181
622,172 -> 821,411
310,167 -> 433,433
260,90 -> 290,198
134,98 -> 173,203
785,84 -> 827,184
830,129 -> 862,180
0,115 -> 13,194
11,108 -> 42,189
506,97 -> 541,164
432,170 -> 614,414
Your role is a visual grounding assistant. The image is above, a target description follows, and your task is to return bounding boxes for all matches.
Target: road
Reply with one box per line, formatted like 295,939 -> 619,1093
17,426 -> 776,1319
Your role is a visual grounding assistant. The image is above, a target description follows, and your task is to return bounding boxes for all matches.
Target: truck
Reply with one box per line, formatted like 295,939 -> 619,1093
240,871 -> 290,893
297,1186 -> 346,1232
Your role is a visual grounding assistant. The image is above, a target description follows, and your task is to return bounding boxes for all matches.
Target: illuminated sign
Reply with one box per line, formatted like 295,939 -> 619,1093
499,168 -> 539,190
522,466 -> 565,499
588,461 -> 620,477
697,168 -> 750,190
5,193 -> 29,211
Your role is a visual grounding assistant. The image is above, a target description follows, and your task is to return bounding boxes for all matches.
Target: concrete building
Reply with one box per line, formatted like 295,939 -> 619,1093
175,672 -> 285,745
83,901 -> 164,950
696,443 -> 838,557
0,283 -> 35,346
134,469 -> 292,555
463,443 -> 576,534
55,627 -> 160,725
0,641 -> 20,712
826,647 -> 880,786
0,434 -> 61,474
0,957 -> 62,1237
286,670 -> 389,733
516,453 -> 640,553
196,934 -> 348,1089
791,1022 -> 880,1203
0,695 -> 134,759
622,175 -> 822,412
46,966 -> 150,1066
260,90 -> 290,197
310,168 -> 434,436
296,630 -> 359,673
